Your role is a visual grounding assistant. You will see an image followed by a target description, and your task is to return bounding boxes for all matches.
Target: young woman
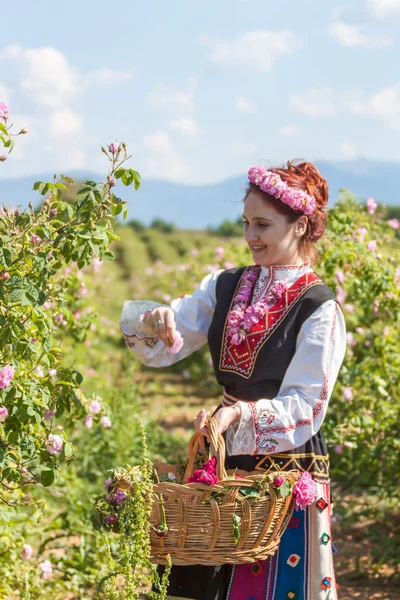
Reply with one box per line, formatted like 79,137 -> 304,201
120,161 -> 346,600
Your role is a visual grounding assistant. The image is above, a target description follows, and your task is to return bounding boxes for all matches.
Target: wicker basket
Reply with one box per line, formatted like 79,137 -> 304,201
119,418 -> 299,566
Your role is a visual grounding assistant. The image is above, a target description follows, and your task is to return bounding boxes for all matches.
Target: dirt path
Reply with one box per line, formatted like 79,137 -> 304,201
137,369 -> 400,598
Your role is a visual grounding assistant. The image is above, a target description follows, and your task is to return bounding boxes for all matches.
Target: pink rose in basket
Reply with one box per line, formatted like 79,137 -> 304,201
187,456 -> 218,485
293,472 -> 317,510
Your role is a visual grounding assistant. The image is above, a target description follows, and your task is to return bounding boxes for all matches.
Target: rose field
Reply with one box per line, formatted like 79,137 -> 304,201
0,112 -> 400,599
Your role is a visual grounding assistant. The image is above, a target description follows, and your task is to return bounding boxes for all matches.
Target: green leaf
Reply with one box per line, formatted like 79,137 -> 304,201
114,168 -> 125,179
232,514 -> 241,543
40,467 -> 55,487
64,442 -> 73,459
239,487 -> 261,499
130,169 -> 141,190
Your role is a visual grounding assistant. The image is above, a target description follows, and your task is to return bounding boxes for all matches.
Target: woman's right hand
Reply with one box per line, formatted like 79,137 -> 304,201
143,306 -> 177,348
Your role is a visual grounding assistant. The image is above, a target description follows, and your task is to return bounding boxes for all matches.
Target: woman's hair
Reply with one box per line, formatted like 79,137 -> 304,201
244,160 -> 329,263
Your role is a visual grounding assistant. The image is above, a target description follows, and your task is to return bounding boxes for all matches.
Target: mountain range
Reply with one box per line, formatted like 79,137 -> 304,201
1,159 -> 399,229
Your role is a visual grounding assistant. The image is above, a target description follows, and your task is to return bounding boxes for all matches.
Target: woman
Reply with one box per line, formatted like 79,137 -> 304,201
120,161 -> 346,600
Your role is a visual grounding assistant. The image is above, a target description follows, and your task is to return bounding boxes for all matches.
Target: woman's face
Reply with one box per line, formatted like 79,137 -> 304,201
243,190 -> 305,266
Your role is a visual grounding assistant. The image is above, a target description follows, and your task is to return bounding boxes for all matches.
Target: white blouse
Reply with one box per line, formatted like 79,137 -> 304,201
120,264 -> 347,456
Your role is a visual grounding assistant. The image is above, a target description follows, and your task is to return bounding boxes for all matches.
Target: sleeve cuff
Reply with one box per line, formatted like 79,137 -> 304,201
225,401 -> 256,456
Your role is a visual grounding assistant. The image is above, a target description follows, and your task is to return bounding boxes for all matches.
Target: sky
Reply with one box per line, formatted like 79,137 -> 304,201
1,0 -> 400,184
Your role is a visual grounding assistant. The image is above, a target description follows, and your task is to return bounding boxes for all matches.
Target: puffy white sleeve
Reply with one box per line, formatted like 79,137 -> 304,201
226,300 -> 346,456
119,270 -> 222,368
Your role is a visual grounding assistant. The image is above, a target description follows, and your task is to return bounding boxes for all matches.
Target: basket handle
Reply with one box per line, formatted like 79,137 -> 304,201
183,417 -> 228,482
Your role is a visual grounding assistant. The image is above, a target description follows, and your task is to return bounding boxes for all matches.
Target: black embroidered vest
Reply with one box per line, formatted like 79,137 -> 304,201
207,266 -> 338,481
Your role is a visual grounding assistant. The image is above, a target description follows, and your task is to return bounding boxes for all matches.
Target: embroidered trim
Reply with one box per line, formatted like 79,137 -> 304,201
256,452 -> 330,482
251,402 -> 278,453
257,302 -> 339,436
120,327 -> 158,349
218,271 -> 324,379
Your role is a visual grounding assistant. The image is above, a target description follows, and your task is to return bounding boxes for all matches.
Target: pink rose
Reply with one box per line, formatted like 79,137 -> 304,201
0,102 -> 8,121
388,218 -> 400,230
20,127 -> 29,134
50,208 -> 57,217
0,365 -> 15,389
215,246 -> 224,259
108,142 -> 119,154
0,155 -> 6,162
108,176 -> 116,187
353,227 -> 368,242
335,285 -> 347,306
293,472 -> 317,510
100,416 -> 111,428
1,272 -> 10,279
44,407 -> 56,421
367,240 -> 377,252
85,414 -> 93,428
31,234 -> 41,245
167,330 -> 184,354
366,197 -> 377,215
334,444 -> 343,455
46,434 -> 63,454
335,270 -> 344,284
89,399 -> 102,414
104,478 -> 112,490
39,560 -> 53,580
21,544 -> 33,560
273,476 -> 285,487
0,406 -> 8,422
49,369 -> 57,377
343,387 -> 353,402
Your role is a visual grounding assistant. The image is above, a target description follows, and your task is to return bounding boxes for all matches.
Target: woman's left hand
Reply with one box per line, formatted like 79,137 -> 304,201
194,406 -> 241,439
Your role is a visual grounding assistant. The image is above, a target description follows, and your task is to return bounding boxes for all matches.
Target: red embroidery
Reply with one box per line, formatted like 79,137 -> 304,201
251,402 -> 277,454
258,302 -> 339,437
219,271 -> 324,379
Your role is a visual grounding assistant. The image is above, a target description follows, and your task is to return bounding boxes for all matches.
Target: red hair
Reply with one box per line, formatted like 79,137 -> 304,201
245,160 -> 328,263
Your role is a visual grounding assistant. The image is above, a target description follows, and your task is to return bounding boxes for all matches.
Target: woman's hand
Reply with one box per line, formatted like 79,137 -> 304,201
194,406 -> 241,439
143,306 -> 176,348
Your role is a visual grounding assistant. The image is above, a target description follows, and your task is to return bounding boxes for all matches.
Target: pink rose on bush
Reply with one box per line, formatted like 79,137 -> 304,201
46,434 -> 63,454
1,272 -> 10,279
89,399 -> 102,413
0,365 -> 15,389
388,218 -> 399,230
31,234 -> 41,245
0,102 -> 8,121
21,544 -> 33,560
0,406 -> 8,422
343,387 -> 354,402
108,142 -> 119,154
43,407 -> 55,421
367,240 -> 377,252
39,559 -> 53,580
334,444 -> 343,455
215,246 -> 224,259
100,416 -> 111,428
366,197 -> 377,215
85,414 -> 93,429
293,472 -> 316,510
335,270 -> 344,284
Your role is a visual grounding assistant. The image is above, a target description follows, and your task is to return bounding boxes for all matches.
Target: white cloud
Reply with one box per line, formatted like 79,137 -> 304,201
0,82 -> 11,103
48,107 -> 83,136
143,131 -> 191,180
85,67 -> 133,86
203,30 -> 301,73
0,44 -> 133,108
168,117 -> 202,136
147,78 -> 197,112
367,0 -> 400,19
236,97 -> 255,112
345,83 -> 400,128
280,124 -> 299,136
340,141 -> 358,159
290,87 -> 337,117
328,21 -> 391,47
19,46 -> 79,108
